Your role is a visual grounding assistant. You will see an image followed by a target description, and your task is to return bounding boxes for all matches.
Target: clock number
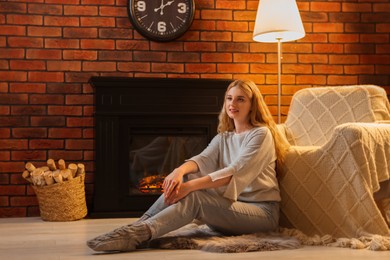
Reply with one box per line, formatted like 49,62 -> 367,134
158,21 -> 166,33
178,3 -> 186,14
137,1 -> 146,12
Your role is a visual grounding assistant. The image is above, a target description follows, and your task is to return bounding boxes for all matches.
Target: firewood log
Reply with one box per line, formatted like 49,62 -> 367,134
52,170 -> 63,183
43,171 -> 55,185
31,169 -> 45,186
25,162 -> 36,172
68,163 -> 78,177
22,170 -> 32,183
58,159 -> 66,170
77,163 -> 85,176
47,159 -> 57,171
61,169 -> 73,181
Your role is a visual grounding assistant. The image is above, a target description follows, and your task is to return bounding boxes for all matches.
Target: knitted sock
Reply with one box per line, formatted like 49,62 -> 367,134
87,222 -> 151,252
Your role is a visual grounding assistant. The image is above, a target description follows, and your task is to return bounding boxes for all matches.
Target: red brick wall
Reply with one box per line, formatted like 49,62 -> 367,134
0,0 -> 389,217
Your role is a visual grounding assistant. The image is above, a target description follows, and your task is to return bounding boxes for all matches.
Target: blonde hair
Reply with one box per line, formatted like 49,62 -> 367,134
217,79 -> 290,163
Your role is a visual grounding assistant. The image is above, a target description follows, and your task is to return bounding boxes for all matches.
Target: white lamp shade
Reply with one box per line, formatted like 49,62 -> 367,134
253,0 -> 305,43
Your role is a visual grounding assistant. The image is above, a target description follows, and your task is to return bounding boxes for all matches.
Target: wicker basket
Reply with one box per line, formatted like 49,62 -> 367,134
32,174 -> 87,221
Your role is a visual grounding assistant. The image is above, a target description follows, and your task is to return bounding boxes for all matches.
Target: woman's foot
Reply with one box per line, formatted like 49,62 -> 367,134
87,222 -> 151,252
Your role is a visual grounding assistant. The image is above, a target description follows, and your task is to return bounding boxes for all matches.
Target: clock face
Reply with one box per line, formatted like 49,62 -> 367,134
128,0 -> 195,42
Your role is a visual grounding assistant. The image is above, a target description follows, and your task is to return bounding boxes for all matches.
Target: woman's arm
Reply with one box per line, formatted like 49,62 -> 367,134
165,175 -> 232,205
163,160 -> 199,201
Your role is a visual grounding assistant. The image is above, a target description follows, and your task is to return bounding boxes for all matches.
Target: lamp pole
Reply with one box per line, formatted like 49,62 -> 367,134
277,38 -> 282,124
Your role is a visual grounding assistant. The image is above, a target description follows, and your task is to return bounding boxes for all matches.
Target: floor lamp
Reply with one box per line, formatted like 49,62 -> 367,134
253,0 -> 305,124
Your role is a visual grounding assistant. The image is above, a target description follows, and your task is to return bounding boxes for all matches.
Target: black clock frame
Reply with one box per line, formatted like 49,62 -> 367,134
127,0 -> 195,42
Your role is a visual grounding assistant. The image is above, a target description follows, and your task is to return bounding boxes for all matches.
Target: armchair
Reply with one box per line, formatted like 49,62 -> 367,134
278,85 -> 390,238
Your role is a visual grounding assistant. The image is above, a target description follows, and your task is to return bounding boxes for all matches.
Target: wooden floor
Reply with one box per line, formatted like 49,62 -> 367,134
0,217 -> 389,260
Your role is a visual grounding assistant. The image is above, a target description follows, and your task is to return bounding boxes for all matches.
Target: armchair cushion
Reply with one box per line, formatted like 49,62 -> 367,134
279,85 -> 390,238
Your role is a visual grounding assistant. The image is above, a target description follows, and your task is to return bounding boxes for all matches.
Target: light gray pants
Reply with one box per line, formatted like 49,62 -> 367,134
143,190 -> 280,239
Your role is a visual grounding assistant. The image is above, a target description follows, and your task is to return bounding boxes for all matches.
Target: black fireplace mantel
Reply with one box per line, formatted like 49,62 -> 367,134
89,77 -> 232,217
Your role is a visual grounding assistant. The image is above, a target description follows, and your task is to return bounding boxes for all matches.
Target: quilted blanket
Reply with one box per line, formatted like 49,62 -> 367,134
279,119 -> 390,238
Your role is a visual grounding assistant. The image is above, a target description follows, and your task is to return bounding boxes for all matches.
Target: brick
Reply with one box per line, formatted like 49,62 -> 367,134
359,75 -> 389,86
0,71 -> 27,82
64,5 -> 98,16
185,63 -> 216,73
329,13 -> 360,23
47,83 -> 82,94
296,75 -> 327,85
314,65 -> 343,74
83,61 -> 117,72
26,49 -> 61,59
7,14 -> 42,25
152,63 -> 184,73
29,139 -> 64,149
29,72 -> 64,82
47,61 -> 81,71
0,161 -> 27,172
360,55 -> 390,64
151,42 -> 183,51
48,150 -> 83,161
250,64 -> 277,74
81,39 -> 115,50
311,2 -> 341,12
361,34 -> 389,43
11,151 -> 46,161
28,4 -> 63,15
283,64 -> 313,74
11,105 -> 46,115
329,34 -> 359,43
0,129 -> 10,138
10,83 -> 46,93
184,42 -> 216,52
45,39 -> 79,49
64,28 -> 97,38
28,26 -> 61,37
47,105 -> 82,116
66,117 -> 94,127
48,128 -> 82,138
30,94 -> 64,104
81,0 -> 115,4
133,51 -> 165,62
63,50 -> 97,60
218,42 -> 248,52
10,60 -> 45,70
329,55 -> 359,65
0,48 -> 25,59
0,116 -> 29,127
191,20 -> 215,31
298,54 -> 328,64
167,52 -> 199,63
116,40 -> 149,51
313,23 -> 344,33
65,72 -> 99,83
0,196 -> 8,206
117,62 -> 150,72
377,44 -> 390,54
0,3 -> 26,13
66,139 -> 93,150
10,196 -> 38,207
99,28 -> 132,39
80,17 -> 115,27
301,12 -> 328,22
66,94 -> 93,105
377,24 -> 390,33
345,43 -> 375,54
216,21 -> 248,32
8,37 -> 43,48
98,50 -> 133,61
266,54 -> 297,63
201,53 -> 232,63
99,6 -> 127,17
0,208 -> 26,218
217,64 -> 248,73
201,10 -> 232,20
216,0 -> 246,9
362,13 -> 390,23
0,106 -> 10,115
44,16 -> 79,26
201,31 -> 231,41
314,44 -> 343,53
328,75 -> 358,85
234,11 -> 256,21
46,0 -> 80,3
12,128 -> 47,138
0,184 -> 25,195
374,4 -> 390,12
342,3 -> 372,12
345,65 -> 375,75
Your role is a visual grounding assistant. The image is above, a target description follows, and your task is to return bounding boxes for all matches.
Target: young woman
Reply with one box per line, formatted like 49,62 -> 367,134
87,79 -> 289,252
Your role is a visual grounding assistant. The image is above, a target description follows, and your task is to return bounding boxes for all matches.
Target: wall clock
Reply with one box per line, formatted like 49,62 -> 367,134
128,0 -> 195,42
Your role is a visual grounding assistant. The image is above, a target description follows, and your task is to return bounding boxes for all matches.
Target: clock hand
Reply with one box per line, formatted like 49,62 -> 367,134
154,0 -> 165,15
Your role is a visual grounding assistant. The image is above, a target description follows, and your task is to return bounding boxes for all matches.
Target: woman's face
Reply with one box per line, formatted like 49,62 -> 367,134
225,86 -> 252,124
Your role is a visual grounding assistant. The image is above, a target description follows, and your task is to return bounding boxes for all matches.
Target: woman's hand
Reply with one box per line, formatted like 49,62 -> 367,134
165,182 -> 193,205
162,168 -> 184,203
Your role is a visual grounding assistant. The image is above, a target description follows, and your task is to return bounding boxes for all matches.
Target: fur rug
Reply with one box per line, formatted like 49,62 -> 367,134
142,223 -> 390,253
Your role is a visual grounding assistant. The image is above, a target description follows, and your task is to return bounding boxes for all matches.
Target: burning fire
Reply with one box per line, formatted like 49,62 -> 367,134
137,175 -> 165,194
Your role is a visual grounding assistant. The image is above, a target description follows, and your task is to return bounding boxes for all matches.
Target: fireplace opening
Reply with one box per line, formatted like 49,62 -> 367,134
90,77 -> 232,217
128,127 -> 208,196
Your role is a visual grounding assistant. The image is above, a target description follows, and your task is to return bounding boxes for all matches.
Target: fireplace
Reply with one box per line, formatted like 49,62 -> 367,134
90,77 -> 232,217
